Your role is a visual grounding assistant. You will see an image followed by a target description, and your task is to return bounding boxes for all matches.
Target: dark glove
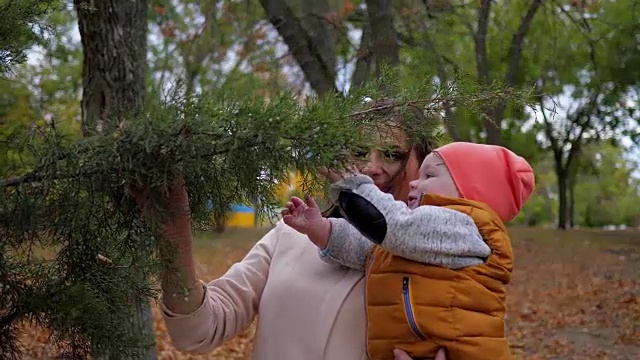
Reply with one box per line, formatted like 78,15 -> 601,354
337,190 -> 387,244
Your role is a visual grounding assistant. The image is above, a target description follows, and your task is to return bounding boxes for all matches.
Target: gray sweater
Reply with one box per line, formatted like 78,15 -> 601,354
319,175 -> 491,271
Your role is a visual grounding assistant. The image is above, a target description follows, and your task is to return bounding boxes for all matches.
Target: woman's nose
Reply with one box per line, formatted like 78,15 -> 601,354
362,154 -> 383,176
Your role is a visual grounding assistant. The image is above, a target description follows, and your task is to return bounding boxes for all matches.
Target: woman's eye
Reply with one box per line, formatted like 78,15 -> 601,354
353,151 -> 368,159
383,150 -> 407,161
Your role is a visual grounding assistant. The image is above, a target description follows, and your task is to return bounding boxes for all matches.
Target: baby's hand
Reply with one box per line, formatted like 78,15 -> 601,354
282,196 -> 323,233
281,195 -> 331,248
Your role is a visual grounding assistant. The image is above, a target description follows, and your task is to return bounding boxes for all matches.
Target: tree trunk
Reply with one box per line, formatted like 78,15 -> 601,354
365,0 -> 399,76
556,167 -> 568,230
75,1 -> 156,359
568,173 -> 576,228
584,201 -> 593,227
76,0 -> 148,137
351,19 -> 372,88
213,214 -> 227,233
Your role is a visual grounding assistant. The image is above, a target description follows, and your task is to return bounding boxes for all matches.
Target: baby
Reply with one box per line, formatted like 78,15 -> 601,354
282,142 -> 534,360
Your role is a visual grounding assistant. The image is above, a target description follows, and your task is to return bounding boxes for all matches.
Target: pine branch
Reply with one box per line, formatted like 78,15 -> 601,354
1,172 -> 45,188
0,134 -> 264,189
348,91 -> 518,118
1,86 -> 521,190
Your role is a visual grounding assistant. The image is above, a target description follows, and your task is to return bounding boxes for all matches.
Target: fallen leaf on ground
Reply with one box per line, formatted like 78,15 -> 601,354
17,227 -> 640,359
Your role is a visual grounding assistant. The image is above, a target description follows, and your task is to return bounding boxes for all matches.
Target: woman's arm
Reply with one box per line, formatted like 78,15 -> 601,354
159,222 -> 280,353
135,179 -> 277,353
158,212 -> 205,315
328,175 -> 491,269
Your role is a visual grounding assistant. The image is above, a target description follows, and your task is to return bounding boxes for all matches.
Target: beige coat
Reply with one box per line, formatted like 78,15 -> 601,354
161,221 -> 368,360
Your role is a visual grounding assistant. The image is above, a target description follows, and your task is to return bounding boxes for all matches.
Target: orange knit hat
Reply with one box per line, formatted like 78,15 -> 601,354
434,142 -> 535,222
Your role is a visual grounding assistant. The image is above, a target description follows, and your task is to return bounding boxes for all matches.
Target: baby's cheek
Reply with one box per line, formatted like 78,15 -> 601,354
416,180 -> 432,193
445,181 -> 461,198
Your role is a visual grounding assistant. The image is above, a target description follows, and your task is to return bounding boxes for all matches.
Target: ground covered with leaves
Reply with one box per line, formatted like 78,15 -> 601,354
17,226 -> 640,359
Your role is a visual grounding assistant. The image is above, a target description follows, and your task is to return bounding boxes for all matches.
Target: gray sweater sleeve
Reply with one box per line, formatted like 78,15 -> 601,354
322,175 -> 491,270
319,218 -> 374,271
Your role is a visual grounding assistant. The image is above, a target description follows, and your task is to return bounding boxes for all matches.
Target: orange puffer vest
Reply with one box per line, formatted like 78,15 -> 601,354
364,194 -> 513,360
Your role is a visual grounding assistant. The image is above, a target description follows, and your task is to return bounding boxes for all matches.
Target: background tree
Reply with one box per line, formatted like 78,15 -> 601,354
531,0 -> 640,229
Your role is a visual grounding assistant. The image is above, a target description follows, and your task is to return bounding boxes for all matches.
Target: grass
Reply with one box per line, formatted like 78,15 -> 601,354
17,225 -> 640,359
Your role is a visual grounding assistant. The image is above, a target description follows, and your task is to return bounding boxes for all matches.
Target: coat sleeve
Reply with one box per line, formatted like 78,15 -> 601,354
159,222 -> 282,353
328,175 -> 491,269
318,217 -> 374,271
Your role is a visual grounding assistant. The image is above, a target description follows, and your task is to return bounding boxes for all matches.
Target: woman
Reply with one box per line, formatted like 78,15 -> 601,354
149,103 -> 447,360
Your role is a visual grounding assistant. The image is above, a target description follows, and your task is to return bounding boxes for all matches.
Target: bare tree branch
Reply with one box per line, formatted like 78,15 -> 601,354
482,0 -> 543,145
539,95 -> 561,158
553,0 -> 599,72
259,0 -> 339,96
505,0 -> 543,87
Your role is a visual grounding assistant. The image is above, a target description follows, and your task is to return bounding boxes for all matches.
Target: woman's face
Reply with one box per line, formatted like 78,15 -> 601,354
357,124 -> 422,201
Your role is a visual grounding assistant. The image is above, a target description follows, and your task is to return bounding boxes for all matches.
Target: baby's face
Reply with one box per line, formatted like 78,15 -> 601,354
407,153 -> 460,209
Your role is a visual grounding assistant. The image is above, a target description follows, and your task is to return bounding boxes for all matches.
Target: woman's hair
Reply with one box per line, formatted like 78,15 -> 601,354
378,100 -> 435,201
322,99 -> 438,217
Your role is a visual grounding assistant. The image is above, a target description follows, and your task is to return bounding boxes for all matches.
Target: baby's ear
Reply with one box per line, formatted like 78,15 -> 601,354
337,191 -> 387,244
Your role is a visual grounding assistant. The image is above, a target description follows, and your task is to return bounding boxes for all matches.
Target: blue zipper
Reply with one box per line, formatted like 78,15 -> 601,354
364,252 -> 376,359
402,276 -> 427,340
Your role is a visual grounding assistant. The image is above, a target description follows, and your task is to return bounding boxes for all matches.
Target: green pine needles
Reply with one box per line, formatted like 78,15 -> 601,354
0,75 -> 526,359
0,0 -> 56,73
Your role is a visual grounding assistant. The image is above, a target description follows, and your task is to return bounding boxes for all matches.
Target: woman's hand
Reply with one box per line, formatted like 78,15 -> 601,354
129,178 -> 191,240
393,348 -> 447,360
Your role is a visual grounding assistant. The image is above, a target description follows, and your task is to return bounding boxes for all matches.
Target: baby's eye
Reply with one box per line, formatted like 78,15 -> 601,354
420,170 -> 437,179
